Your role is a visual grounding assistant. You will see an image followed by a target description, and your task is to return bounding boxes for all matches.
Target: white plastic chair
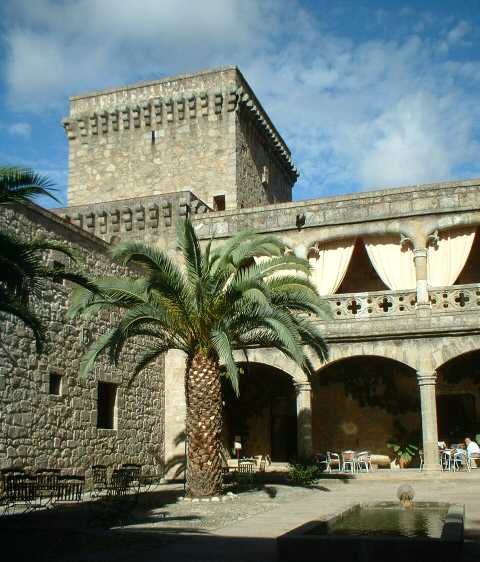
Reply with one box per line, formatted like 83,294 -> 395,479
453,449 -> 470,472
355,451 -> 371,472
441,449 -> 453,471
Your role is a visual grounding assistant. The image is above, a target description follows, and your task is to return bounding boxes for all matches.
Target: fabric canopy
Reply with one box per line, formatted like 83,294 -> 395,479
308,238 -> 356,295
427,227 -> 476,287
364,235 -> 416,290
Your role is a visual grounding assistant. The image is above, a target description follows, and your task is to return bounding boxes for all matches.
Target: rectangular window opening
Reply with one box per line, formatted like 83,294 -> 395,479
49,373 -> 62,396
213,195 -> 226,211
97,382 -> 118,429
52,260 -> 66,284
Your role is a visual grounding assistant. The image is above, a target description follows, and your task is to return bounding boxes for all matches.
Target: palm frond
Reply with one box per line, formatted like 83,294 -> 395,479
0,291 -> 45,352
0,166 -> 60,205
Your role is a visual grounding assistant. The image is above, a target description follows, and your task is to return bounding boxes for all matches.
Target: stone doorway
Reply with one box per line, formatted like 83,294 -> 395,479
222,362 -> 297,462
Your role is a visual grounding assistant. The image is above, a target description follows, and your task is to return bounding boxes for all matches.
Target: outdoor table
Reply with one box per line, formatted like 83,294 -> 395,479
341,451 -> 356,473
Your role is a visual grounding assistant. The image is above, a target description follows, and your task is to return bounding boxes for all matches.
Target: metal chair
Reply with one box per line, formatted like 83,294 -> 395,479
33,469 -> 61,509
53,475 -> 85,505
121,464 -> 142,489
1,473 -> 37,515
91,464 -> 108,496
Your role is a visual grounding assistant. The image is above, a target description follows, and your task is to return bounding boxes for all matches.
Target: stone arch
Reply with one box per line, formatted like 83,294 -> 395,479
432,335 -> 480,371
223,359 -> 299,461
233,348 -> 309,384
312,341 -> 418,374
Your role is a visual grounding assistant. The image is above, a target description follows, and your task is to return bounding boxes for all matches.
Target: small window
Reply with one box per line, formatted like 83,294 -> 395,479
151,130 -> 156,145
52,261 -> 66,284
97,382 -> 117,429
49,373 -> 62,396
213,195 -> 226,211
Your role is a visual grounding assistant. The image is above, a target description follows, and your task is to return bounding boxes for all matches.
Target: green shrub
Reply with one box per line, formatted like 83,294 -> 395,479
288,463 -> 320,486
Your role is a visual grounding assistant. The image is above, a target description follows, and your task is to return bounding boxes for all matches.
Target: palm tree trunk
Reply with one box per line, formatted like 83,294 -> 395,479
185,351 -> 223,497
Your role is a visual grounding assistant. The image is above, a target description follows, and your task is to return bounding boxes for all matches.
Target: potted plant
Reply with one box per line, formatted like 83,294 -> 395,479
387,422 -> 420,468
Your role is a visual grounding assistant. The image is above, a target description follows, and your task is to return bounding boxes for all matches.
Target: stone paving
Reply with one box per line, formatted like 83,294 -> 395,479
3,475 -> 480,561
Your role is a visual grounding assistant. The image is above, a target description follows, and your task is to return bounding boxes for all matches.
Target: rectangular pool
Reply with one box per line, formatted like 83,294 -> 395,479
307,502 -> 448,538
278,502 -> 464,562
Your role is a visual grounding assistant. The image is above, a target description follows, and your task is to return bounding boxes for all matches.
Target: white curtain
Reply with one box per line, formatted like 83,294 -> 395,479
308,239 -> 356,295
427,227 -> 476,287
364,236 -> 416,290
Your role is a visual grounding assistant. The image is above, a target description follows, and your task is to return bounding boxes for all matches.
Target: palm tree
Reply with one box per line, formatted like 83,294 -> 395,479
68,219 -> 329,497
0,166 -> 88,352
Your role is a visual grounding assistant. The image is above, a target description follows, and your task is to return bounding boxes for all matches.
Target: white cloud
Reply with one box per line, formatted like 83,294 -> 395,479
6,122 -> 32,137
3,1 -> 480,198
446,21 -> 471,44
4,0 -> 275,110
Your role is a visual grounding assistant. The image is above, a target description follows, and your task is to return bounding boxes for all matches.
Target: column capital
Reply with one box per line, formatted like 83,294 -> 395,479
413,248 -> 428,259
294,381 -> 312,392
416,371 -> 437,386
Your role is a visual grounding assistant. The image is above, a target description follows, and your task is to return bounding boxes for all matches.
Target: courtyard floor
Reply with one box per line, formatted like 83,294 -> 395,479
3,472 -> 480,561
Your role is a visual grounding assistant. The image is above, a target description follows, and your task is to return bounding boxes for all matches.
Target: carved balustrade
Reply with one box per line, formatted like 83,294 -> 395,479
321,283 -> 480,320
323,289 -> 417,319
429,283 -> 480,313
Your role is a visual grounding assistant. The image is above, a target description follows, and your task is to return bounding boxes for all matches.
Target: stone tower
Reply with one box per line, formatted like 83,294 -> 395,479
63,66 -> 298,211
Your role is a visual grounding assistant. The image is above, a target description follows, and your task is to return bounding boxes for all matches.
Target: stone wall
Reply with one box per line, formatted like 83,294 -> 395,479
236,113 -> 292,208
0,203 -> 165,475
64,66 -> 298,211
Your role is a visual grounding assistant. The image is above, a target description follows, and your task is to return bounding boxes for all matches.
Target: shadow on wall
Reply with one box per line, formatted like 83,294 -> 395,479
164,430 -> 186,480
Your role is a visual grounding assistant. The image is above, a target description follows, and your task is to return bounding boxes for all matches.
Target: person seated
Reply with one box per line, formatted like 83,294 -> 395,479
465,437 -> 480,457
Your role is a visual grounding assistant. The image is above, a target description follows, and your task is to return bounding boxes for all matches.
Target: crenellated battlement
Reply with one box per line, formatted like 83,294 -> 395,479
63,88 -> 239,138
54,190 -> 210,243
64,66 -> 297,210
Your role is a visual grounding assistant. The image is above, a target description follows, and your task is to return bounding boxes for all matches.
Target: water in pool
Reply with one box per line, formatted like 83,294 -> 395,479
308,502 -> 449,538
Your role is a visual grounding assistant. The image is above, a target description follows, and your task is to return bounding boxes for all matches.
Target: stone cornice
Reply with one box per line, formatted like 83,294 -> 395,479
193,178 -> 480,239
322,321 -> 480,344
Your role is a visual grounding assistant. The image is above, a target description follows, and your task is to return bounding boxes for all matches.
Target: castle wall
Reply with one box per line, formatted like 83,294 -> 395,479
66,68 -> 239,210
236,113 -> 292,208
0,204 -> 165,475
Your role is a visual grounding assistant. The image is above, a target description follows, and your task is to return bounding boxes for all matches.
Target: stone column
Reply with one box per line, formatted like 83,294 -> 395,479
164,349 -> 187,480
413,248 -> 430,307
294,382 -> 313,459
417,371 -> 441,471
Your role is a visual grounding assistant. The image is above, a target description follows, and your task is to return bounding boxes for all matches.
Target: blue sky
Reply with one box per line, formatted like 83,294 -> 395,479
1,0 -> 479,208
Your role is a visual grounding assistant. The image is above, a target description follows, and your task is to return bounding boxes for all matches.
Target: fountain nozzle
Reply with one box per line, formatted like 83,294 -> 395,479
397,484 -> 415,509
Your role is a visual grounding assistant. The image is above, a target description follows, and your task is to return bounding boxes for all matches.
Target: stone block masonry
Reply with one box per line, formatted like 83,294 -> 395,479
0,203 -> 165,476
64,66 -> 298,212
